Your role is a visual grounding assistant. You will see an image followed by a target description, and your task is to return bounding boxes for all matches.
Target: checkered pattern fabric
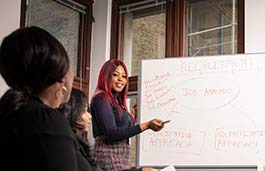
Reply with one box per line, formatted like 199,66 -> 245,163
93,136 -> 130,171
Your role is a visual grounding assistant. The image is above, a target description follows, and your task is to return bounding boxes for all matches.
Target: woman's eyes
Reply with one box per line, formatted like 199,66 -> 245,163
113,72 -> 126,78
113,73 -> 119,77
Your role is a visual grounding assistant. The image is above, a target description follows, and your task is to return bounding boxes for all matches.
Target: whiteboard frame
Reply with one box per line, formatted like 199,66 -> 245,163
136,53 -> 265,169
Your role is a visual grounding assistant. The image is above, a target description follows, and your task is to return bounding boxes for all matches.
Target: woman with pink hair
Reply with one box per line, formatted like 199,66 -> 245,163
90,59 -> 165,171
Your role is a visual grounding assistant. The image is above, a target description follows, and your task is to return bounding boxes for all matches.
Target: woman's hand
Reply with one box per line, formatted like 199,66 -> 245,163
140,119 -> 164,132
148,119 -> 164,131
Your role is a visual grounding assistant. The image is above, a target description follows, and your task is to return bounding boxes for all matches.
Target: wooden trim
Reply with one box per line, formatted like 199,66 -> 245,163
74,4 -> 93,94
75,1 -> 93,95
237,0 -> 245,53
118,14 -> 124,60
174,0 -> 186,57
20,0 -> 26,28
77,14 -> 84,79
110,4 -> 119,59
181,0 -> 187,57
113,0 -> 144,6
72,80 -> 89,93
165,0 -> 174,57
128,76 -> 138,92
110,4 -> 125,60
82,5 -> 93,82
174,0 -> 180,57
74,0 -> 93,6
165,0 -> 187,57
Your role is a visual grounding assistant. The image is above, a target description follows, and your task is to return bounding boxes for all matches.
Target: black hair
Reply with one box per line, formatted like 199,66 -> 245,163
0,26 -> 69,96
59,88 -> 97,166
60,88 -> 88,131
0,89 -> 27,120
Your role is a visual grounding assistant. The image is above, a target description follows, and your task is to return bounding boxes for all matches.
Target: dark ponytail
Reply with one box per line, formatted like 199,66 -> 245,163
0,89 -> 28,120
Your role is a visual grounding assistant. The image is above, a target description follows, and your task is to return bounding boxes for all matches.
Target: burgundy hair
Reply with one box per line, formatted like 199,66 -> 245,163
92,59 -> 130,118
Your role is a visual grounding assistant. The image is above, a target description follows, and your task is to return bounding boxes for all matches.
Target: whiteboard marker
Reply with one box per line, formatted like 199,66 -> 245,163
162,120 -> 171,124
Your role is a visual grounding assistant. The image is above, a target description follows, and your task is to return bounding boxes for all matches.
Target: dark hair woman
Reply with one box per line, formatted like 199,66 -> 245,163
60,88 -> 104,171
61,88 -> 159,171
0,26 -> 90,171
90,59 -> 165,171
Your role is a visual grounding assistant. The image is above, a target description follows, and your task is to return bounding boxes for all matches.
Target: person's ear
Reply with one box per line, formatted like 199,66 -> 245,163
56,89 -> 64,99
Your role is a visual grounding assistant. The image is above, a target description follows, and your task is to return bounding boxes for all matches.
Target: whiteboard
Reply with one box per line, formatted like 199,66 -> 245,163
137,53 -> 265,168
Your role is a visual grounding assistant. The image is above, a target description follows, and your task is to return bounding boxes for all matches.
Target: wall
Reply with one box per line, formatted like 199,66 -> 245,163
89,0 -> 112,101
88,0 -> 112,142
245,0 -> 265,53
0,0 -> 21,97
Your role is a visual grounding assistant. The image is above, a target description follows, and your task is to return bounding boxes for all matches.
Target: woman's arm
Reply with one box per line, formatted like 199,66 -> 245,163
91,97 -> 142,141
91,96 -> 164,142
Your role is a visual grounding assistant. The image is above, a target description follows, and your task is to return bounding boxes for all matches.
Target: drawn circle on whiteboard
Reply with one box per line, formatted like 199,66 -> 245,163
174,77 -> 240,110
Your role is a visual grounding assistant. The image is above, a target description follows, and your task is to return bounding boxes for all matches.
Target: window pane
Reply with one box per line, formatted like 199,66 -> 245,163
26,0 -> 80,76
123,4 -> 166,76
187,0 -> 238,57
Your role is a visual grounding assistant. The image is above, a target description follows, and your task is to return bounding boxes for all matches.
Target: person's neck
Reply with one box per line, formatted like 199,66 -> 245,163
111,91 -> 119,98
38,94 -> 60,109
37,87 -> 61,109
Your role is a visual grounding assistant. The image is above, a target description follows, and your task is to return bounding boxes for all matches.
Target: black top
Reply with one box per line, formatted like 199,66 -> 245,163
76,135 -> 103,171
90,92 -> 142,142
0,98 -> 93,171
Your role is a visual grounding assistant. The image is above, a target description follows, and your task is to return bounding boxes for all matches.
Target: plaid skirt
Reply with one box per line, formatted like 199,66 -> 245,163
92,136 -> 130,171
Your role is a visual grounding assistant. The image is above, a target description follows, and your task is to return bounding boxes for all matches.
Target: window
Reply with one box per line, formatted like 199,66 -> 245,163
187,0 -> 239,56
111,0 -> 244,92
121,0 -> 166,77
20,0 -> 93,95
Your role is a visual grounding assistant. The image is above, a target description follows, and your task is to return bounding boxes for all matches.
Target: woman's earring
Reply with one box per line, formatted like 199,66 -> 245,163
62,86 -> 68,92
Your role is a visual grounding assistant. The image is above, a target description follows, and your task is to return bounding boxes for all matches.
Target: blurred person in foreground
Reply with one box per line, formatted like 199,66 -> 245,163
0,26 -> 93,171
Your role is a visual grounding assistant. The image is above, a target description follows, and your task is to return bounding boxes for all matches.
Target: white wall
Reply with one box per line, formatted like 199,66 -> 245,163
245,0 -> 265,53
88,0 -> 112,143
89,0 -> 112,100
0,0 -> 21,97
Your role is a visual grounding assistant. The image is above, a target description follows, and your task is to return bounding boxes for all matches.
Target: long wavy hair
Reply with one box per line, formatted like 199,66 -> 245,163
59,88 -> 97,167
92,59 -> 129,117
61,88 -> 88,139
